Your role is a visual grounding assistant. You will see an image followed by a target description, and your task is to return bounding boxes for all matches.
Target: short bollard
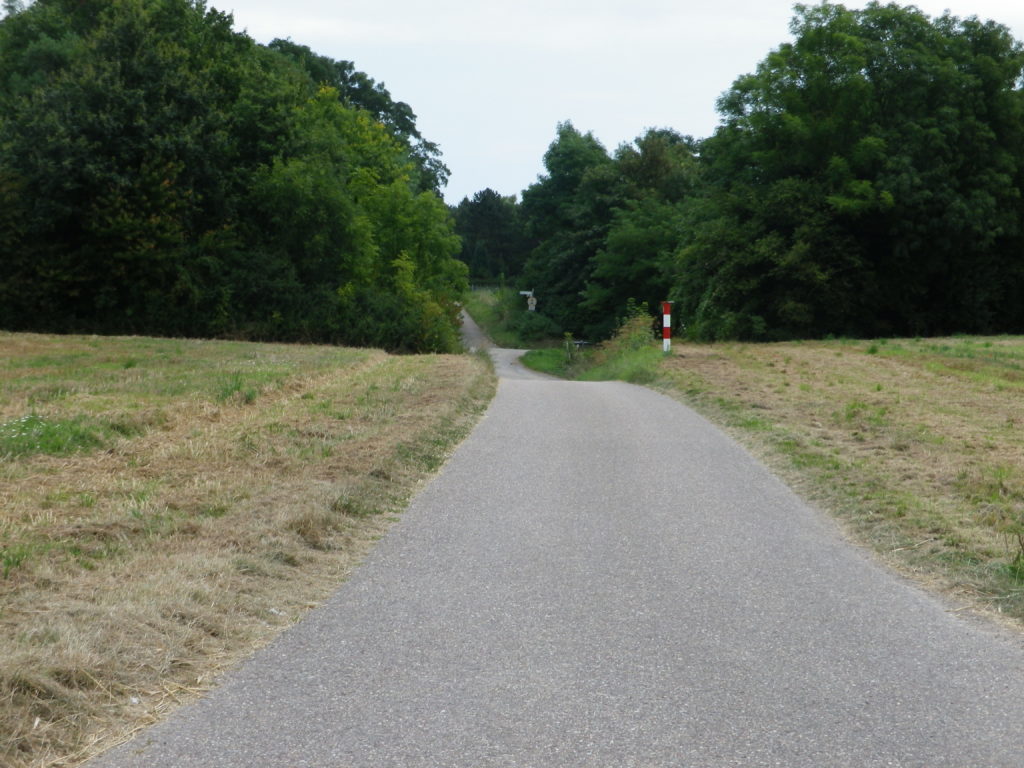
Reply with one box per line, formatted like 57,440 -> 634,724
662,301 -> 673,353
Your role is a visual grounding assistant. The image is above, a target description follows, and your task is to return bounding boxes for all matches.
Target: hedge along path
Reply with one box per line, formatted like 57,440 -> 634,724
0,333 -> 495,768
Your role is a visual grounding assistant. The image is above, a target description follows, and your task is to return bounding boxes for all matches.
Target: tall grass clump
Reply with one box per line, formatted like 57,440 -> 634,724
521,301 -> 663,384
579,309 -> 663,384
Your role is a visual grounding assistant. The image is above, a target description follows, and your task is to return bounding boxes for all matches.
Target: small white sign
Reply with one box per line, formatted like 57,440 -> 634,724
527,296 -> 537,312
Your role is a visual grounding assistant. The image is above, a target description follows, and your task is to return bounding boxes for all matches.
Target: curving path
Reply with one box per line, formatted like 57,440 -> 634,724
91,315 -> 1024,767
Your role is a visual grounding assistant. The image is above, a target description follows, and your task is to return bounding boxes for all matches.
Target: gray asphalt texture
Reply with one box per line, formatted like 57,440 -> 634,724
92,316 -> 1024,767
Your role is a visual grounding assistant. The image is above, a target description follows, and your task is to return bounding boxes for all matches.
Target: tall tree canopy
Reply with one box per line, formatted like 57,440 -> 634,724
451,188 -> 532,280
673,2 -> 1024,339
518,122 -> 618,336
579,129 -> 699,339
515,123 -> 698,339
266,38 -> 448,194
0,0 -> 465,351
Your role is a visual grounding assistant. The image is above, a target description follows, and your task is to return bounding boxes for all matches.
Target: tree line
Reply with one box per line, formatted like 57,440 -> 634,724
0,0 -> 467,352
453,2 -> 1024,341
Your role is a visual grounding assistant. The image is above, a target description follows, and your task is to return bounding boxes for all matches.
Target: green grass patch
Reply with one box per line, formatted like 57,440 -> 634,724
0,414 -> 104,458
215,372 -> 260,404
578,346 -> 663,384
521,348 -> 573,377
214,369 -> 293,404
1,543 -> 33,579
520,312 -> 665,386
0,410 -> 169,460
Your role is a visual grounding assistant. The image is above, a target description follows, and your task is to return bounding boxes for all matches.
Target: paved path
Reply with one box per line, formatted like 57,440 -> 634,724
92,318 -> 1024,767
459,309 -> 493,352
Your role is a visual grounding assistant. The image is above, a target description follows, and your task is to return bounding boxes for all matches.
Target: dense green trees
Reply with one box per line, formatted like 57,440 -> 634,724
504,123 -> 698,339
0,0 -> 465,351
580,129 -> 699,339
505,2 -> 1024,342
266,38 -> 448,194
7,0 -> 1024,347
451,188 -> 532,281
676,2 -> 1024,340
519,122 -> 618,336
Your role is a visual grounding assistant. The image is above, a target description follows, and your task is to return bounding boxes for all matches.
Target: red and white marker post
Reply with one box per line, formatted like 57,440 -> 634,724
662,301 -> 673,353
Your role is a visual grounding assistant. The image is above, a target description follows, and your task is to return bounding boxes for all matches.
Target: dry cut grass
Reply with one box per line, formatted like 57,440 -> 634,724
0,332 -> 495,767
659,336 -> 1024,625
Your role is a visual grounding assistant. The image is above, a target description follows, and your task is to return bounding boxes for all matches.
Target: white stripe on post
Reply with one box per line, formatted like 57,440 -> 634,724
662,301 -> 672,353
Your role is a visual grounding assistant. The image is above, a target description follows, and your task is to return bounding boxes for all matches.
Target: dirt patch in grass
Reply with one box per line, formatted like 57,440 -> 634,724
657,336 -> 1024,627
0,333 -> 495,767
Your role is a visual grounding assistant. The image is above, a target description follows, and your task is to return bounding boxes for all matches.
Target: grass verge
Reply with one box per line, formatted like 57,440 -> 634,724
0,332 -> 495,767
655,337 -> 1024,626
522,314 -> 664,384
527,326 -> 1024,628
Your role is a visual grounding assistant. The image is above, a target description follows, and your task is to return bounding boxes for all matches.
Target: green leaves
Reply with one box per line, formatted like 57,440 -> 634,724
0,0 -> 466,352
267,37 -> 448,193
512,124 -> 701,340
452,189 -> 531,280
674,2 -> 1024,340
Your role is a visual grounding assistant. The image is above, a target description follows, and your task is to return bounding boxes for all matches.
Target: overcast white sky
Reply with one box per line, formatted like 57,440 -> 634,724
217,1 -> 1024,205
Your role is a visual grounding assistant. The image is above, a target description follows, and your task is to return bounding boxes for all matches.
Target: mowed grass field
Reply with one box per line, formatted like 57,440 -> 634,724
0,332 -> 494,767
657,336 -> 1024,626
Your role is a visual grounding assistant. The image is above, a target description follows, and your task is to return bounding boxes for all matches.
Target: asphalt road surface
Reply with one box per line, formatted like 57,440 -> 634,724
92,317 -> 1024,767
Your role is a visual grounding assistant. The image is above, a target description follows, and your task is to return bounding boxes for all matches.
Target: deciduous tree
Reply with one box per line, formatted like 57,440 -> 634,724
674,2 -> 1024,339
